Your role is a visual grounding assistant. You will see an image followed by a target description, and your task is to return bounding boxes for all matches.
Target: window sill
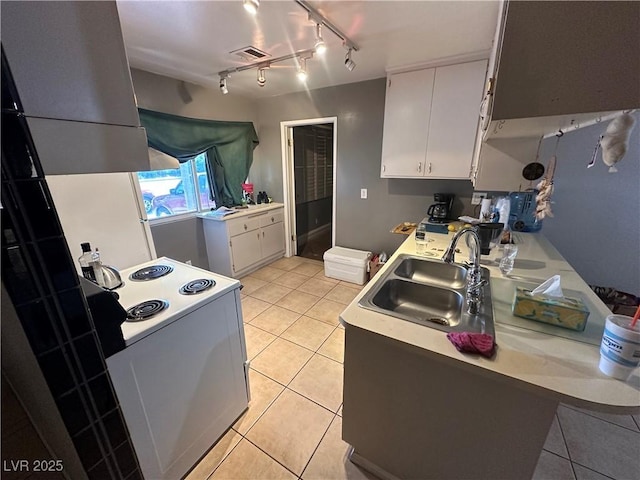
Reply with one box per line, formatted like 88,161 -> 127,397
148,211 -> 200,226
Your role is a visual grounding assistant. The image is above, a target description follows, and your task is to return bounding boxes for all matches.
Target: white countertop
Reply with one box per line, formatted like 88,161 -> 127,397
196,203 -> 283,222
340,230 -> 640,413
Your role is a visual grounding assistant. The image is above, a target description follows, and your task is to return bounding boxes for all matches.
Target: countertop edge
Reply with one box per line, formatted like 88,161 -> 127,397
196,203 -> 284,221
339,231 -> 640,413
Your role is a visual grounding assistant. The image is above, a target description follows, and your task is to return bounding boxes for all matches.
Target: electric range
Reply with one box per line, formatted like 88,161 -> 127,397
115,256 -> 241,345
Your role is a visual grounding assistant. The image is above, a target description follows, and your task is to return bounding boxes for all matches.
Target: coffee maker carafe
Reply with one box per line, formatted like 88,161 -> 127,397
427,193 -> 454,223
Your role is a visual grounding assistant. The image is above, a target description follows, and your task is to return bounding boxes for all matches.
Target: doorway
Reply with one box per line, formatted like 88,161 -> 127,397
281,117 -> 337,260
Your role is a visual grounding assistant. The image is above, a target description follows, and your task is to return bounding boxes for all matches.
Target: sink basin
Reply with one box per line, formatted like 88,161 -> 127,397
394,257 -> 468,289
371,279 -> 464,327
359,254 -> 494,336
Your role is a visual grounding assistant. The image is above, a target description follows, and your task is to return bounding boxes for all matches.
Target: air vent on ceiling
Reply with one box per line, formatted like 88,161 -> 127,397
230,46 -> 272,62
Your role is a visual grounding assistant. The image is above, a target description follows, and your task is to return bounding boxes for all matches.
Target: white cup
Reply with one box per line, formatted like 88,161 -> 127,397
599,314 -> 640,381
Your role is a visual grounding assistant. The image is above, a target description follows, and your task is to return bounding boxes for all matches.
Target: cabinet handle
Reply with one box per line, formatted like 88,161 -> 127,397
244,224 -> 248,230
262,231 -> 265,238
417,162 -> 422,173
382,165 -> 386,173
428,162 -> 432,174
271,217 -> 274,222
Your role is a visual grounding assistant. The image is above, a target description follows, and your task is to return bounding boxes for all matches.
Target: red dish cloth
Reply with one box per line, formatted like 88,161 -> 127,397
446,332 -> 496,358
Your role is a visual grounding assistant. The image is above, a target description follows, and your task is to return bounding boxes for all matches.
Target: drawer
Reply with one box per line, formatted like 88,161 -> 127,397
259,209 -> 284,227
228,216 -> 261,237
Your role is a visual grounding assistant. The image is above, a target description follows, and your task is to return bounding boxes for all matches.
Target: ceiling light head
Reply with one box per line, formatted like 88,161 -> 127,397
243,0 -> 259,15
297,57 -> 308,82
344,48 -> 356,72
257,67 -> 267,87
314,24 -> 326,55
219,76 -> 229,95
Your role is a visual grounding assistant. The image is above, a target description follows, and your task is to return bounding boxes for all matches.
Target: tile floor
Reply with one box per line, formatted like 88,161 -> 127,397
187,256 -> 640,480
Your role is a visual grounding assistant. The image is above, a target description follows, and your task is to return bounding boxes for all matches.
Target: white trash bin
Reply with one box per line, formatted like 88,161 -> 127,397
323,247 -> 372,285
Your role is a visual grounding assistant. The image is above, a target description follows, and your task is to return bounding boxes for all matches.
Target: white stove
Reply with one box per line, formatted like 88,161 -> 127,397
106,257 -> 248,479
115,257 -> 241,345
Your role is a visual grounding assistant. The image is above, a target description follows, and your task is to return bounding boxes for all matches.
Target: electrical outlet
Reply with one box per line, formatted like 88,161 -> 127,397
360,188 -> 367,199
471,192 -> 487,205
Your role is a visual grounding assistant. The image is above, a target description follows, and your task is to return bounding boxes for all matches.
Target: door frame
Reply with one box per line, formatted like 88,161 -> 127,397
280,117 -> 337,257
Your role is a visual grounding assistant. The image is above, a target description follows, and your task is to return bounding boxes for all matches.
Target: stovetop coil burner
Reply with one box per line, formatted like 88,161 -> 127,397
179,278 -> 216,295
126,299 -> 169,322
129,264 -> 174,281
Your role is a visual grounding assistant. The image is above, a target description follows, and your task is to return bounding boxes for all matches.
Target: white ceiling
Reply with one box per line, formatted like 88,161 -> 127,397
116,1 -> 500,99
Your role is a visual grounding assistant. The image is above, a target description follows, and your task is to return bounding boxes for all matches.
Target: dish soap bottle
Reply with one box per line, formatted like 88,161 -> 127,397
78,242 -> 104,286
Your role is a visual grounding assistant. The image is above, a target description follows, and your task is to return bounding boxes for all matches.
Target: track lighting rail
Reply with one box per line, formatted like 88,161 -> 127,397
294,0 -> 359,51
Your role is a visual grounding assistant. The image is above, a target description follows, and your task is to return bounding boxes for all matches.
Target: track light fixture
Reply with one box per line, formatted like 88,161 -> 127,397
344,48 -> 356,71
297,57 -> 308,82
314,24 -> 326,55
243,0 -> 259,15
219,75 -> 229,95
257,67 -> 267,87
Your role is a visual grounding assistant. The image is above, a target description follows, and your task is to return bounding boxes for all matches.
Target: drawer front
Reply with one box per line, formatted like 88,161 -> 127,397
228,216 -> 261,237
259,209 -> 284,227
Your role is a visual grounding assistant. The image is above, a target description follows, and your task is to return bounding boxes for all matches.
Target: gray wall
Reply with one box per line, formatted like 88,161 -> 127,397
254,78 -> 475,255
130,69 -> 259,268
539,112 -> 640,295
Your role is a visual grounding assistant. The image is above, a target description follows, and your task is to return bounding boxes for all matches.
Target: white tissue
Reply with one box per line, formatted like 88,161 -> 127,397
531,275 -> 564,297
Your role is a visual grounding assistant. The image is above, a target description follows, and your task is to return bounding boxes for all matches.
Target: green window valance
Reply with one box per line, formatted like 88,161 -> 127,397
138,108 -> 259,207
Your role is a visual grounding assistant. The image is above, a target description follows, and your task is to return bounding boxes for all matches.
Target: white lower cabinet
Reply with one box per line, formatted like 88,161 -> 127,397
203,206 -> 285,278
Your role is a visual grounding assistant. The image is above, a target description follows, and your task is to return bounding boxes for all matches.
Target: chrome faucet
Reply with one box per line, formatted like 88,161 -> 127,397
442,227 -> 486,315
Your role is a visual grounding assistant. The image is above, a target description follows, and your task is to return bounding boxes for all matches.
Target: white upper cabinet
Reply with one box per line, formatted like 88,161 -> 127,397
2,1 -> 140,127
380,69 -> 435,177
381,60 -> 487,179
1,1 -> 150,175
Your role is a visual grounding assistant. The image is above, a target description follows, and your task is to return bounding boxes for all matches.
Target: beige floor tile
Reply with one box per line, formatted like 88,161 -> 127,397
337,404 -> 343,417
291,262 -> 324,277
543,414 -> 569,459
186,429 -> 242,480
300,258 -> 324,267
272,272 -> 310,289
244,324 -> 277,360
558,405 -> 640,479
251,338 -> 313,385
290,354 -> 344,412
270,256 -> 306,271
249,283 -> 292,304
280,316 -> 335,351
241,296 -> 271,322
313,270 -> 341,284
324,284 -> 361,305
250,305 -> 301,336
302,416 -> 377,480
210,438 -> 296,480
239,276 -> 268,295
340,280 -> 365,291
276,290 -> 320,314
245,389 -> 334,476
305,298 -> 346,326
318,328 -> 345,363
566,404 -> 640,431
532,451 -> 575,480
249,266 -> 286,282
233,369 -> 284,434
297,277 -> 337,297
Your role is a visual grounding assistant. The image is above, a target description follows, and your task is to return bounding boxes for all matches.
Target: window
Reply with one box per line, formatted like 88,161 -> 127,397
137,153 -> 216,219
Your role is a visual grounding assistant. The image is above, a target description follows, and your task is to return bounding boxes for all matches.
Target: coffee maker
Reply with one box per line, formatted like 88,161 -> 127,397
427,193 -> 454,223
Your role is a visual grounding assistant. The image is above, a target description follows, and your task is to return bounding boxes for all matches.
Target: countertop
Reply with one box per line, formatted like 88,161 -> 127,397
196,203 -> 284,222
340,230 -> 640,413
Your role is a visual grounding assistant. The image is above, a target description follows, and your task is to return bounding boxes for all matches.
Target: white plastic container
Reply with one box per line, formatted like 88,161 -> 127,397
323,247 -> 372,285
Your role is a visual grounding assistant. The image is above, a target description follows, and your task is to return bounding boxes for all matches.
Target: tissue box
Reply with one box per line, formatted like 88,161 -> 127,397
512,287 -> 590,331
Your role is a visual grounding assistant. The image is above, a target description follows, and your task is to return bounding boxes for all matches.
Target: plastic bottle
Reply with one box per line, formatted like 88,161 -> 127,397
78,242 -> 104,286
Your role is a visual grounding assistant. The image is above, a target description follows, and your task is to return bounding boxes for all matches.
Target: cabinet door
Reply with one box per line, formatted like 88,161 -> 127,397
380,69 -> 435,177
261,222 -> 285,259
230,230 -> 262,274
425,60 -> 487,179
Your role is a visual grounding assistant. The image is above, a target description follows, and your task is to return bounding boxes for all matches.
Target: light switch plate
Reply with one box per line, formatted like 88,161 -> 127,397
360,188 -> 367,199
471,192 -> 487,205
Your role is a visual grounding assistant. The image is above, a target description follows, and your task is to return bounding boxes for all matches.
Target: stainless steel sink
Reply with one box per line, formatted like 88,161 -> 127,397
359,254 -> 494,336
393,257 -> 468,289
